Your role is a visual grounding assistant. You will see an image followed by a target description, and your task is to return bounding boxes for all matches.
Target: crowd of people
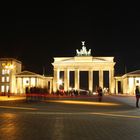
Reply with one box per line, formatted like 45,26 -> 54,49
22,85 -> 140,106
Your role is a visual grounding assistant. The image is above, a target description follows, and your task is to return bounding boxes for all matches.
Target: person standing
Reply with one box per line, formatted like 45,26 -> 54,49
135,86 -> 140,108
97,86 -> 103,102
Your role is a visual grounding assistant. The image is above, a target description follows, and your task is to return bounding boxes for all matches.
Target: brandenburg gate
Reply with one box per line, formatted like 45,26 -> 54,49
52,42 -> 115,93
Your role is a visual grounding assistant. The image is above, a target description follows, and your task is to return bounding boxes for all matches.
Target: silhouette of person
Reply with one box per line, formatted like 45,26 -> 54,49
135,86 -> 140,108
97,86 -> 103,102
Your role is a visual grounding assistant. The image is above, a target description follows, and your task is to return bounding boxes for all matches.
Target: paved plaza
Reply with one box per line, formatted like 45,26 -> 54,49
0,95 -> 140,140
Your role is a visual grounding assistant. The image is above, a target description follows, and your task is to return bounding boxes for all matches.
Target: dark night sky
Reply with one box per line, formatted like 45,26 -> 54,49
0,2 -> 140,76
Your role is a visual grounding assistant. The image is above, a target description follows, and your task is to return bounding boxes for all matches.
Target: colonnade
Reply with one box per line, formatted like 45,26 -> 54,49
53,68 -> 114,93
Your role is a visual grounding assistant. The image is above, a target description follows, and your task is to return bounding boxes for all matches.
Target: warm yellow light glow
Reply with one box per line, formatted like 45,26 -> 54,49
2,69 -> 10,75
2,63 -> 6,67
0,105 -> 37,110
0,113 -> 17,139
135,78 -> 140,85
23,78 -> 29,86
0,96 -> 25,101
1,77 -> 5,82
6,85 -> 9,92
6,76 -> 9,82
1,85 -> 5,92
129,78 -> 134,87
1,113 -> 16,118
90,112 -> 140,119
5,64 -> 14,69
128,78 -> 134,93
46,100 -> 120,106
57,79 -> 63,85
31,78 -> 35,86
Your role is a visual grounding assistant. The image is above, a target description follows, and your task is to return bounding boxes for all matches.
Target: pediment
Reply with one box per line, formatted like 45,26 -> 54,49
126,70 -> 140,75
16,71 -> 39,76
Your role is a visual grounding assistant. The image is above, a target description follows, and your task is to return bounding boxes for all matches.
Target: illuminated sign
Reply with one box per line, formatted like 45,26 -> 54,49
1,63 -> 14,69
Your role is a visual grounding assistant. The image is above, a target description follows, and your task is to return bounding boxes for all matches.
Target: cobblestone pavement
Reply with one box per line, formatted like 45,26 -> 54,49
0,95 -> 140,140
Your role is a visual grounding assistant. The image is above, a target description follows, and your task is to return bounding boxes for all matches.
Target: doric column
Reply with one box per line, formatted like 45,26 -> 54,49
64,69 -> 69,91
22,77 -> 24,93
129,78 -> 134,94
29,77 -> 31,87
88,70 -> 93,92
115,80 -> 117,94
53,68 -> 59,92
57,70 -> 60,90
133,78 -> 136,95
35,77 -> 37,87
99,70 -> 103,88
109,69 -> 115,93
75,69 -> 79,90
49,80 -> 52,94
114,79 -> 119,94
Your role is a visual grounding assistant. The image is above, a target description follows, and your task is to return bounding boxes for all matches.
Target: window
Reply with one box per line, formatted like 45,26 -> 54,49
6,86 -> 9,92
1,77 -> 5,82
7,70 -> 10,74
6,77 -> 9,82
1,85 -> 5,92
2,69 -> 10,75
23,78 -> 29,86
2,69 -> 5,75
1,76 -> 9,82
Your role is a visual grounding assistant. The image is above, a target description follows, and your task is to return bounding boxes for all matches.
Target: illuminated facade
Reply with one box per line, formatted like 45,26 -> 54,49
52,42 -> 115,93
115,70 -> 140,95
0,58 -> 53,94
0,42 -> 139,95
16,71 -> 53,94
0,58 -> 22,93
